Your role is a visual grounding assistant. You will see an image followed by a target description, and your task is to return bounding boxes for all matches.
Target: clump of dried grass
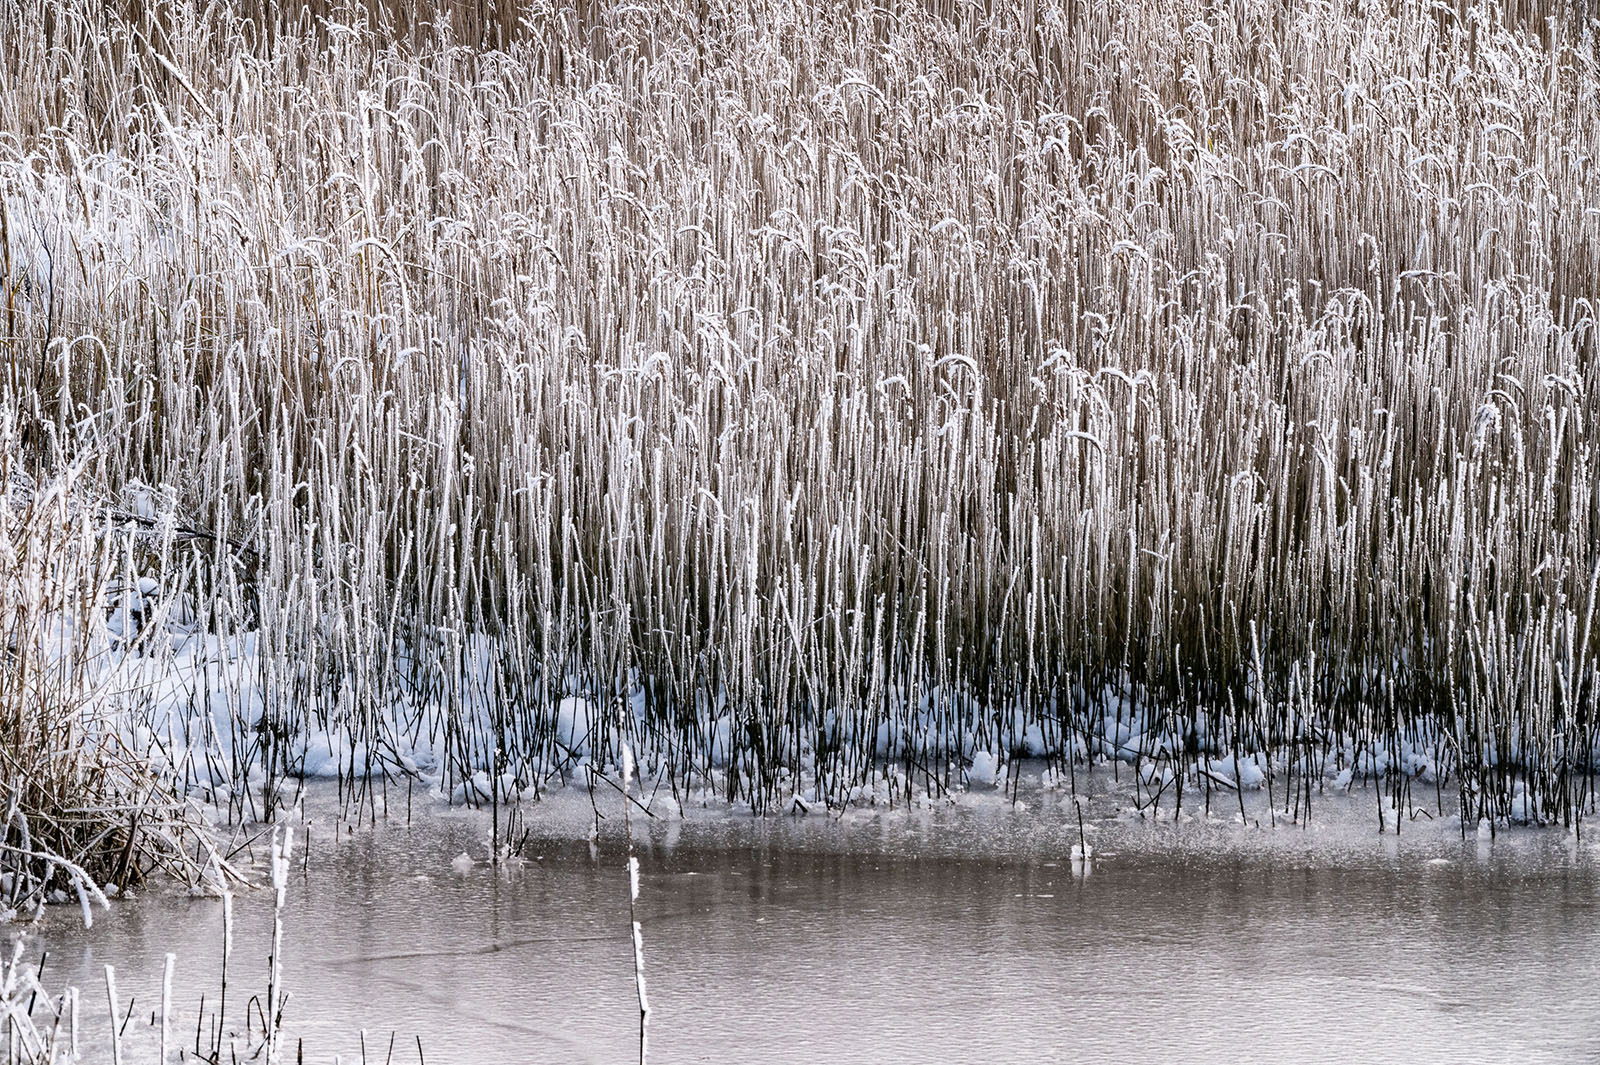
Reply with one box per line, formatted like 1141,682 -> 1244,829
1,417 -> 219,920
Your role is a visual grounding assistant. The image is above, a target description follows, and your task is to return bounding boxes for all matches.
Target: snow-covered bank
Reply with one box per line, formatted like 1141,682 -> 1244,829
30,594 -> 1582,832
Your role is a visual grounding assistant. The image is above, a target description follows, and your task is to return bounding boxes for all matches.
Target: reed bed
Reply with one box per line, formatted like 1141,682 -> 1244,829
1,0 -> 1599,830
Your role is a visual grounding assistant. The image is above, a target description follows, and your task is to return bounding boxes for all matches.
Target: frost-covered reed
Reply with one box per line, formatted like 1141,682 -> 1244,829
2,0 -> 1599,825
0,942 -> 66,1064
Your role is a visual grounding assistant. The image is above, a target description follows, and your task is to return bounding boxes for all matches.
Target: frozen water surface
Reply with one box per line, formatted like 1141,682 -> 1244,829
9,775 -> 1600,1064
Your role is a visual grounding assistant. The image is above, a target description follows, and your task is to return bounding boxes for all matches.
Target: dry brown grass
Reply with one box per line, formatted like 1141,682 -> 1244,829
0,418 -> 221,917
